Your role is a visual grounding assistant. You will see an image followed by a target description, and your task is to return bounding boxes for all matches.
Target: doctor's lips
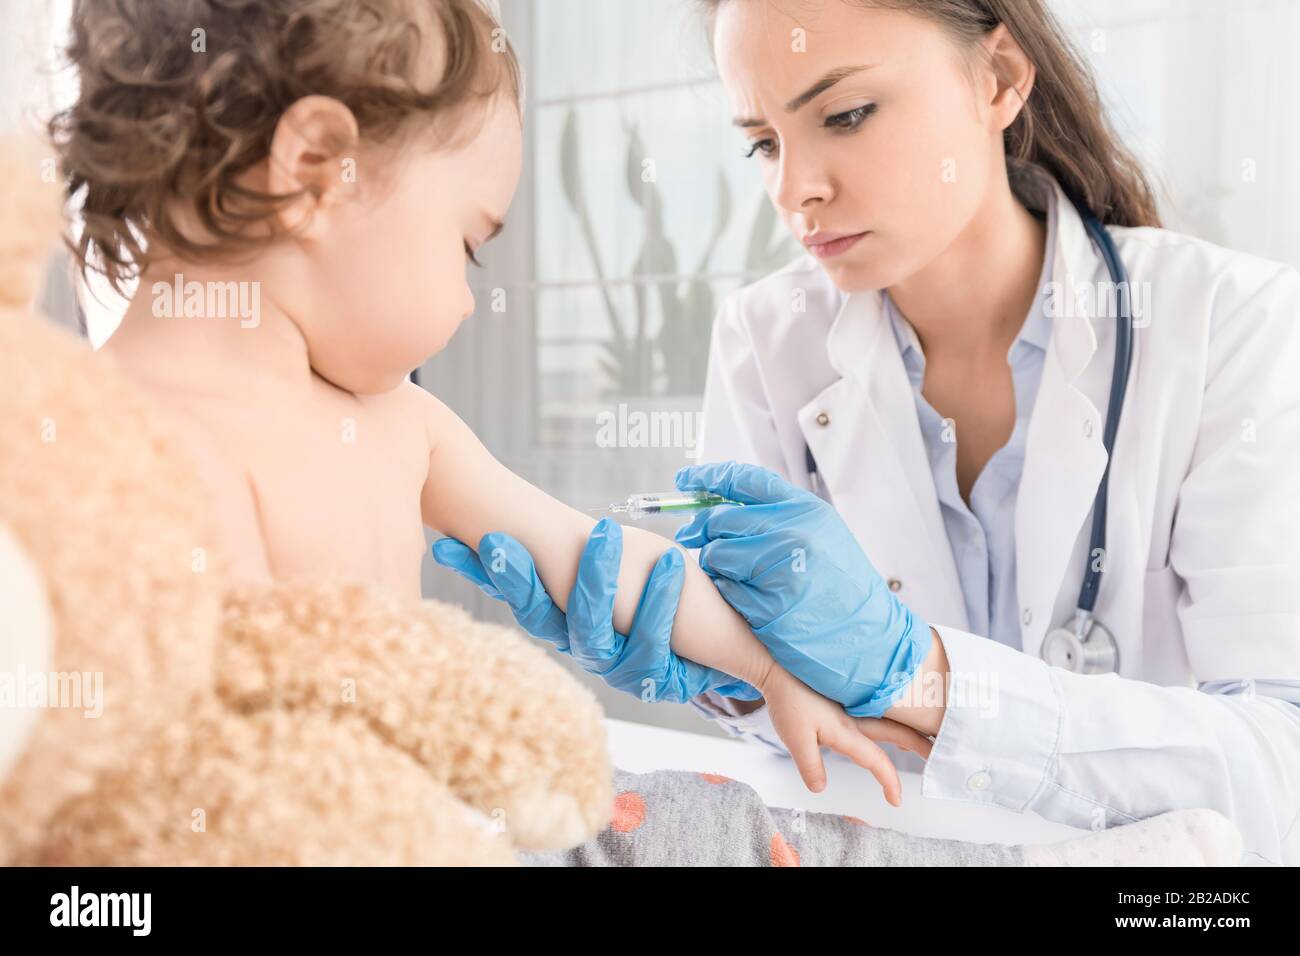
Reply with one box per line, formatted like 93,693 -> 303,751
801,229 -> 870,259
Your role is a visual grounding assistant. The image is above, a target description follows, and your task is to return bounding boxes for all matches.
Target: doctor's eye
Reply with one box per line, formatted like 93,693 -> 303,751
464,240 -> 483,268
825,103 -> 877,132
743,137 -> 777,160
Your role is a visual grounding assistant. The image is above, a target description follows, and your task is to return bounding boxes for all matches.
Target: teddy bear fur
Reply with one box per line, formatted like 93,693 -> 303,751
0,135 -> 614,865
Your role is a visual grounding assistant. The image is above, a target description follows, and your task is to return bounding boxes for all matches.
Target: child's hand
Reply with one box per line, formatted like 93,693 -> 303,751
762,665 -> 932,804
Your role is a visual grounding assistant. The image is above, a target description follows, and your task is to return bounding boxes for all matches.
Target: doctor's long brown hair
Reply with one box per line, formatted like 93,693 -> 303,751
700,0 -> 1163,229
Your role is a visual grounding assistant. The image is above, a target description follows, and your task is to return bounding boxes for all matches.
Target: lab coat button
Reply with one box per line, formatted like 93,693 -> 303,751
887,577 -> 902,592
816,412 -> 830,426
1083,418 -> 1094,438
967,770 -> 992,791
1021,607 -> 1033,626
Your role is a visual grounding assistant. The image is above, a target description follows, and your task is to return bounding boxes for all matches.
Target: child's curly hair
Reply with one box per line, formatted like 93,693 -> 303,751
50,0 -> 521,294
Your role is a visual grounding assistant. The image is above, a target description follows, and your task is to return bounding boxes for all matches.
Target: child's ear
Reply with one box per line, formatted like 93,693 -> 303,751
266,95 -> 360,238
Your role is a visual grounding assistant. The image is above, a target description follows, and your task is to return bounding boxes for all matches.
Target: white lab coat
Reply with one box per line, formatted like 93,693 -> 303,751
689,169 -> 1300,865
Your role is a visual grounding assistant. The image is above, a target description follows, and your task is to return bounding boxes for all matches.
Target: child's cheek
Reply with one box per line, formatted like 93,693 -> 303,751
405,232 -> 471,356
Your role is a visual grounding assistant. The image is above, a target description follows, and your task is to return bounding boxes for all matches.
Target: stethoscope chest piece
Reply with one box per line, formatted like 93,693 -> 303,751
1041,616 -> 1120,675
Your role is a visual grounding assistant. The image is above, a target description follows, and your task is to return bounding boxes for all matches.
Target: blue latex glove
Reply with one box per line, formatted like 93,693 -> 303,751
673,460 -> 933,719
431,518 -> 761,704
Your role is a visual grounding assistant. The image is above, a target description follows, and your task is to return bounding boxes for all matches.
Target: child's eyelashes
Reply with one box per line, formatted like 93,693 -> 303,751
464,217 -> 504,267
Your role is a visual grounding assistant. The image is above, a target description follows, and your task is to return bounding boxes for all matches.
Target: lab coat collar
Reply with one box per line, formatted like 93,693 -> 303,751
800,164 -> 1111,649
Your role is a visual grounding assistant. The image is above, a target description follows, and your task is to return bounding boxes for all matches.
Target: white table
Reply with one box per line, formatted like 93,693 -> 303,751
605,717 -> 1084,845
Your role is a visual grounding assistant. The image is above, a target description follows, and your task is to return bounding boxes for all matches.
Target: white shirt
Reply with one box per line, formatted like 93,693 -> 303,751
880,187 -> 1055,649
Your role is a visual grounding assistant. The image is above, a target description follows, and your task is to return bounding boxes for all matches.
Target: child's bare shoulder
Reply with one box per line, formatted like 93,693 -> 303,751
389,380 -> 478,455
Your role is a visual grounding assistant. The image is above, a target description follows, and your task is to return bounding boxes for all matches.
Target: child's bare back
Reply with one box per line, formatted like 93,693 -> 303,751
102,319 -> 432,601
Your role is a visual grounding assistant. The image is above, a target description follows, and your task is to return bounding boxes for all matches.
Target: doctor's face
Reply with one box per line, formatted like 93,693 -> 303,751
713,0 -> 1006,293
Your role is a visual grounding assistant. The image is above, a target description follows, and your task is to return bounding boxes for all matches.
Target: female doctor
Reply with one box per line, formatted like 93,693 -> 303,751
434,0 -> 1300,865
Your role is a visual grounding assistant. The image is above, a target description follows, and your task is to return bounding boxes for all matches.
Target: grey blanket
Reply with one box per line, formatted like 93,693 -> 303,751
520,767 -> 1026,867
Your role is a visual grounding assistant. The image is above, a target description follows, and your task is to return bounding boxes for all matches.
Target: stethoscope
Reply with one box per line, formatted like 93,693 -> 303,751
804,196 -> 1134,675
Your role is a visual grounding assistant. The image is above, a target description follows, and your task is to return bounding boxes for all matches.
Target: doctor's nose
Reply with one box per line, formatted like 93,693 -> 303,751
772,147 -> 834,214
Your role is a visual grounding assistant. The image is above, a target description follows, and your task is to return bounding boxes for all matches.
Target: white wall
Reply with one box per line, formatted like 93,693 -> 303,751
1053,0 -> 1300,267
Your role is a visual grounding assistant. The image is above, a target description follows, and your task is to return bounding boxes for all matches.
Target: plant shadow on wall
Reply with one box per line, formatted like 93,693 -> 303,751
559,107 -> 800,398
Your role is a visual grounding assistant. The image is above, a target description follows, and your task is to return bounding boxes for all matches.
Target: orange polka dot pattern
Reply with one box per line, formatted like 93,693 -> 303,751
609,791 -> 647,833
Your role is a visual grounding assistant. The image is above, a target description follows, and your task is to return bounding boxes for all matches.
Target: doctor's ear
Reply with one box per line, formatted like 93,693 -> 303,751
979,23 -> 1036,133
265,95 -> 361,239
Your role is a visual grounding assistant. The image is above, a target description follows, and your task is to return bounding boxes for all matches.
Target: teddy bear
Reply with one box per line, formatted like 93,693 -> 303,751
0,134 -> 614,866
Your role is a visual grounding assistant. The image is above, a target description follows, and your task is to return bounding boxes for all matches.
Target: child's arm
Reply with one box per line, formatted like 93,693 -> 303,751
420,414 -> 770,694
411,385 -> 927,799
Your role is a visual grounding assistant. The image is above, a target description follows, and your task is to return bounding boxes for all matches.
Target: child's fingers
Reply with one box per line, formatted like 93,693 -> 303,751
854,716 -> 934,760
786,732 -> 829,793
824,724 -> 904,807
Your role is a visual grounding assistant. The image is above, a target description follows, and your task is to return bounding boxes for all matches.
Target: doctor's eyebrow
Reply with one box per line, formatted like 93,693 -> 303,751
732,64 -> 877,128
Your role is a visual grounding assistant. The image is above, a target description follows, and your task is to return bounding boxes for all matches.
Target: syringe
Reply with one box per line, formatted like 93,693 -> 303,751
595,490 -> 742,521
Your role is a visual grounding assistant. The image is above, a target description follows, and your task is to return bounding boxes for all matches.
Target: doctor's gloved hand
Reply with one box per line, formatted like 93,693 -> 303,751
431,521 -> 762,705
674,461 -> 934,719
